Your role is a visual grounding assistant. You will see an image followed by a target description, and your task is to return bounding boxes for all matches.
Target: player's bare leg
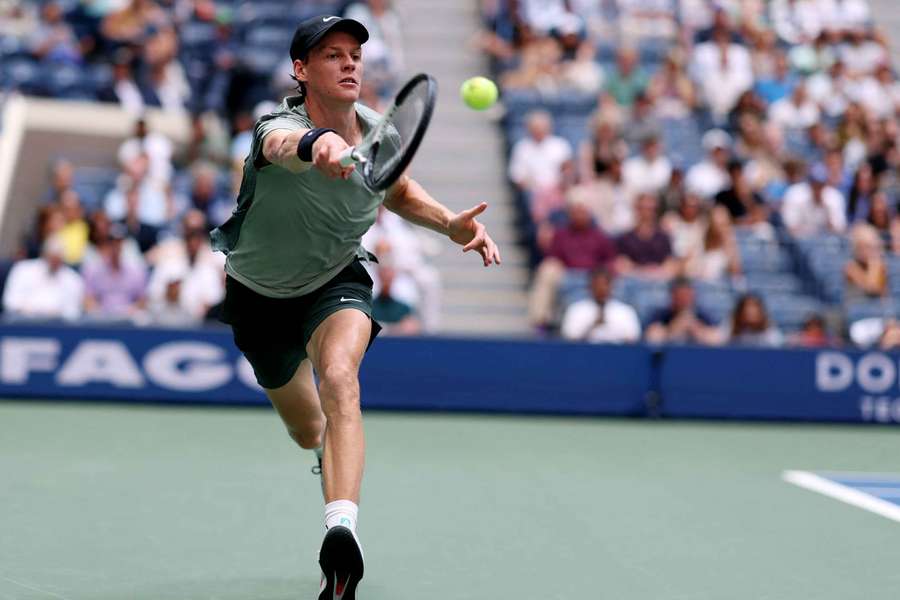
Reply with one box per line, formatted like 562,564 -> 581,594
306,308 -> 371,600
266,359 -> 325,451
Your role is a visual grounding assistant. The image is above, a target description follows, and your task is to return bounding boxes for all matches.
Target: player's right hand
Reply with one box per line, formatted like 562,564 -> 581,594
312,132 -> 356,180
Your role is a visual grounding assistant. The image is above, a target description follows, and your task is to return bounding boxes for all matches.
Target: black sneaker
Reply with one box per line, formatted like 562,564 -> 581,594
317,526 -> 364,600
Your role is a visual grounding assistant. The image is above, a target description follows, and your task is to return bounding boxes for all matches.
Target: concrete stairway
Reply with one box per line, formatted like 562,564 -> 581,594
392,0 -> 531,337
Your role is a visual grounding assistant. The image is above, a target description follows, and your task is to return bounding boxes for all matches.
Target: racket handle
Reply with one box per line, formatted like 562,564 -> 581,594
339,147 -> 359,167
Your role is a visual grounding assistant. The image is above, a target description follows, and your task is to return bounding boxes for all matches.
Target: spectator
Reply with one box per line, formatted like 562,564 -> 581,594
146,272 -> 198,327
770,0 -> 823,45
753,51 -> 797,105
844,223 -> 888,303
566,156 -> 635,236
104,152 -> 174,229
855,63 -> 900,119
21,204 -> 64,260
789,313 -> 838,347
714,160 -> 771,231
807,60 -> 853,118
362,207 -> 442,332
781,163 -> 847,238
528,198 -> 617,328
57,189 -> 89,265
82,210 -> 144,269
645,277 -> 722,345
560,267 -> 641,343
622,134 -> 671,194
683,206 -> 741,282
728,293 -> 783,347
118,117 -> 174,187
508,111 -> 573,194
28,1 -> 81,65
2,236 -> 83,321
82,223 -> 147,322
98,50 -> 145,115
146,209 -> 221,270
577,113 -> 626,182
867,191 -> 894,243
138,25 -> 190,113
691,25 -> 753,119
662,193 -> 707,259
846,162 -> 878,223
839,27 -> 887,78
605,46 -> 649,108
101,0 -> 169,47
647,49 -> 697,119
624,91 -> 662,149
185,161 -> 232,228
43,158 -> 74,205
147,226 -> 224,322
768,82 -> 820,130
560,39 -> 604,94
373,262 -> 421,335
615,193 -> 677,279
685,129 -> 732,199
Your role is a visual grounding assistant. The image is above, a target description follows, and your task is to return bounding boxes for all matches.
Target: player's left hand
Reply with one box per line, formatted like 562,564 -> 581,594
448,202 -> 502,267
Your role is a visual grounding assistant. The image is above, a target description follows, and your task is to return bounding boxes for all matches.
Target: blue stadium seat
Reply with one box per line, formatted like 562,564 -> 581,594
767,295 -> 824,331
846,299 -> 899,324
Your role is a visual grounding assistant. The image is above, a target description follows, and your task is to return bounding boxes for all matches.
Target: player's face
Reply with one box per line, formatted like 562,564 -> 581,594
298,31 -> 364,104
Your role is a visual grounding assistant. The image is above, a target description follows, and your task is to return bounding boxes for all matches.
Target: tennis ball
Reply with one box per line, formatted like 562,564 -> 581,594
460,76 -> 498,111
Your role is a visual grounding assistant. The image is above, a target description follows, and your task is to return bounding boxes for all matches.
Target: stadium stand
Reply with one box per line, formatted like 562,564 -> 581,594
480,0 -> 900,349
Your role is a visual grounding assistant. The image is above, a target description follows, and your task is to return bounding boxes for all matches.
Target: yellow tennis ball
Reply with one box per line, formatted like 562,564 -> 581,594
460,76 -> 498,111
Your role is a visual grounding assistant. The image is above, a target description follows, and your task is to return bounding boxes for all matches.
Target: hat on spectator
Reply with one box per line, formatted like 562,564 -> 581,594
809,163 -> 829,185
702,129 -> 732,152
290,15 -> 369,61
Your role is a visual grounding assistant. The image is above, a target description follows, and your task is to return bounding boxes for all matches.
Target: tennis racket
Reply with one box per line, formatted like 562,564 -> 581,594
339,73 -> 437,191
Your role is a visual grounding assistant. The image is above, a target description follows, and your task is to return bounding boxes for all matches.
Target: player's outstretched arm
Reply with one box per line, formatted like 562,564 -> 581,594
385,175 -> 502,267
261,130 -> 356,179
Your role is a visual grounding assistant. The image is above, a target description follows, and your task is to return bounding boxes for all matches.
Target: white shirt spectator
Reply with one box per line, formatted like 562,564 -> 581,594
691,40 -> 753,118
344,2 -> 405,80
623,154 -> 672,194
147,260 -> 223,320
781,182 -> 847,237
517,0 -> 569,33
2,258 -> 84,321
508,135 -> 573,191
770,0 -> 822,44
686,160 -> 729,199
840,38 -> 887,77
806,70 -> 855,117
769,94 -> 820,129
118,130 -> 174,186
820,0 -> 871,30
852,75 -> 900,119
561,298 -> 642,343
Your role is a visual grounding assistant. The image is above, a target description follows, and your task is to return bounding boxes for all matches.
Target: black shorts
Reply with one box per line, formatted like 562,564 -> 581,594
221,259 -> 381,389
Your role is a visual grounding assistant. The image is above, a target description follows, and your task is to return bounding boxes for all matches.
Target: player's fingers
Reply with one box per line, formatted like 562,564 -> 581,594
462,224 -> 486,252
461,202 -> 487,220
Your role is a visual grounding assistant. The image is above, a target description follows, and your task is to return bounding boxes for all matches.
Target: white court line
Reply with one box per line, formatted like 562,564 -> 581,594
782,470 -> 900,524
0,574 -> 72,600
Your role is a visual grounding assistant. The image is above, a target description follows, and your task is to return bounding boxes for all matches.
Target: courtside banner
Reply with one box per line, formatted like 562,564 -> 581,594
0,325 -> 652,415
660,346 -> 900,424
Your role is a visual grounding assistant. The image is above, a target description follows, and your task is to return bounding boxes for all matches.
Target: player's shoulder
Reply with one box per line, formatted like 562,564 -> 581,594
354,102 -> 383,127
257,96 -> 312,130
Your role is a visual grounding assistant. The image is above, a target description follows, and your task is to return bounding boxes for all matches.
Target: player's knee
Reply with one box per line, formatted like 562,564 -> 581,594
319,363 -> 357,395
289,425 -> 323,450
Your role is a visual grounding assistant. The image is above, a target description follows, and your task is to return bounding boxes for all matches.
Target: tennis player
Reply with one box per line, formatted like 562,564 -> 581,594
211,14 -> 501,600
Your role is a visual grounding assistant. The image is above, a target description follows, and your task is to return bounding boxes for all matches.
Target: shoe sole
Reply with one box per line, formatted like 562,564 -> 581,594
318,526 -> 364,600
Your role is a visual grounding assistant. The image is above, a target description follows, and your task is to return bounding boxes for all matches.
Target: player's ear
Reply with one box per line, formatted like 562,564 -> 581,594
294,59 -> 308,83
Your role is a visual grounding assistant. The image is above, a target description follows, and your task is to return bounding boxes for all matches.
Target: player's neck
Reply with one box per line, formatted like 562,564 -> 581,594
305,95 -> 360,144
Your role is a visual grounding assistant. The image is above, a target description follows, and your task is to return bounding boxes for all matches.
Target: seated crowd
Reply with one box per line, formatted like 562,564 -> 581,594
0,0 -> 438,334
483,0 -> 900,349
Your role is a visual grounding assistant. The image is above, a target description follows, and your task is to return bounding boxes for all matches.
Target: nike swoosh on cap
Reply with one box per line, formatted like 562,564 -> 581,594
323,16 -> 340,22
340,297 -> 362,303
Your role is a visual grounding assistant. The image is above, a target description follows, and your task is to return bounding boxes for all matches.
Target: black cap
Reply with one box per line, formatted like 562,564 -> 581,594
289,15 -> 369,62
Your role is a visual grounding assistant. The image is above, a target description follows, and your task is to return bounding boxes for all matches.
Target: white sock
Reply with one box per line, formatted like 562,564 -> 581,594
325,499 -> 358,533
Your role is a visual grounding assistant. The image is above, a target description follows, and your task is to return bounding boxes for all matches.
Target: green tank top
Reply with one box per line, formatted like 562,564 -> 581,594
211,96 -> 385,298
